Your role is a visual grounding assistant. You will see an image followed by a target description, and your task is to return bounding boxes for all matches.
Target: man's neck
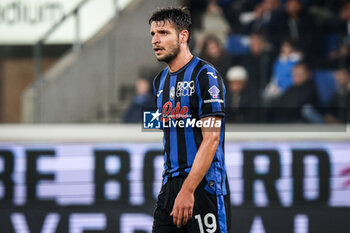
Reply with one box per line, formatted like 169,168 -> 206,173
167,49 -> 193,73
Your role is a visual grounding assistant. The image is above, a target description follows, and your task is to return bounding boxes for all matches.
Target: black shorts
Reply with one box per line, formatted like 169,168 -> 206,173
152,176 -> 231,233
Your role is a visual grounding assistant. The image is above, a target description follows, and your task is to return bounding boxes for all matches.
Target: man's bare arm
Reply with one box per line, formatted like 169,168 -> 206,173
170,116 -> 222,227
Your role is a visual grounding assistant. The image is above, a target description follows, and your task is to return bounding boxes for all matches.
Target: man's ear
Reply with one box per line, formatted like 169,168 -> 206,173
180,30 -> 189,43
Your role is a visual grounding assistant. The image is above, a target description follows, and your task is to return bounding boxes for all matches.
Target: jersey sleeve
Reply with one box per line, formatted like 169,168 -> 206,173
196,66 -> 226,119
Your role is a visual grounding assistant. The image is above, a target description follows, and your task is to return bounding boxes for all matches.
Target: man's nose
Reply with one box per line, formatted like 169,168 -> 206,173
152,34 -> 160,44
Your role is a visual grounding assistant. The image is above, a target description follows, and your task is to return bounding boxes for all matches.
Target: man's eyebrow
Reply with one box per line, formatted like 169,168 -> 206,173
150,28 -> 170,35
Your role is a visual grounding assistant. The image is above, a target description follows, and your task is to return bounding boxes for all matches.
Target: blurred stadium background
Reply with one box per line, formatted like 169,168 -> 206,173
0,0 -> 349,232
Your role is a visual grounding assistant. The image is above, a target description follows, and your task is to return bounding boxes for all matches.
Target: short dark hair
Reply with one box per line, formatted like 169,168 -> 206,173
282,37 -> 300,50
294,62 -> 310,72
149,7 -> 192,43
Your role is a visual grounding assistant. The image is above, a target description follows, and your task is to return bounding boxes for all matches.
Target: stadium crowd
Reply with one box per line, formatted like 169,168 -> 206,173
124,0 -> 350,123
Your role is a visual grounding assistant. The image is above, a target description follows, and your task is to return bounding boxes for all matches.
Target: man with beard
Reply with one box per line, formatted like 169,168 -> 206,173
149,7 -> 230,233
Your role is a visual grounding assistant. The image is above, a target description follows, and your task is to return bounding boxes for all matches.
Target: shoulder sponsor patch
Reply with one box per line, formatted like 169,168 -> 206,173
204,99 -> 224,104
208,85 -> 220,98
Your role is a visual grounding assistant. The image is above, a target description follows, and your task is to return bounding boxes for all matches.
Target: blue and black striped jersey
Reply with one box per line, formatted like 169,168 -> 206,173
153,56 -> 229,195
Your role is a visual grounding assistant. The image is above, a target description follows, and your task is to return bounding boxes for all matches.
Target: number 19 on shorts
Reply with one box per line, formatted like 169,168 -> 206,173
194,213 -> 217,233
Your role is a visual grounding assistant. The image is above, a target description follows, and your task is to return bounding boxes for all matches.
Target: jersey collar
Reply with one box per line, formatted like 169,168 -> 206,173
168,56 -> 196,76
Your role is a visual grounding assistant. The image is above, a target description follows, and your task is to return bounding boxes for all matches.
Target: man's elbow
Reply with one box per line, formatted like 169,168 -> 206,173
207,132 -> 221,148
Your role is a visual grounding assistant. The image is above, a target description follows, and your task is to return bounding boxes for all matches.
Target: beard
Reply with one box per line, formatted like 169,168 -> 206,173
157,41 -> 180,63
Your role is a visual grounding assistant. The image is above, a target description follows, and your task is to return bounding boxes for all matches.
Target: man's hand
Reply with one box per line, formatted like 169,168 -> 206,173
170,188 -> 194,228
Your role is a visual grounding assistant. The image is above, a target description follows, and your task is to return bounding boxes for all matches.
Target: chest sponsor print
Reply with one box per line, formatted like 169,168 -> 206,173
176,80 -> 195,97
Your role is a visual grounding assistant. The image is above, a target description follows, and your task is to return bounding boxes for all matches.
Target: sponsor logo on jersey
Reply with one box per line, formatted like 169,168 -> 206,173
204,99 -> 224,104
208,85 -> 220,98
170,86 -> 175,100
161,101 -> 188,122
207,72 -> 217,79
176,81 -> 195,97
156,90 -> 163,97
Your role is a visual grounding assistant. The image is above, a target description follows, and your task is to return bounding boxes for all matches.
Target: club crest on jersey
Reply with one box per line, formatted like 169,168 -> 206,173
176,80 -> 195,97
170,86 -> 175,100
208,85 -> 220,98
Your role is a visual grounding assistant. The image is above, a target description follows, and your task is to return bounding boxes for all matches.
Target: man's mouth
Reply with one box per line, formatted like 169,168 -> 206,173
154,47 -> 164,55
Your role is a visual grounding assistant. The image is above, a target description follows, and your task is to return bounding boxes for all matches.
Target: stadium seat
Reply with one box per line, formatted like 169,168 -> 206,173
314,70 -> 336,107
321,33 -> 339,57
226,34 -> 250,55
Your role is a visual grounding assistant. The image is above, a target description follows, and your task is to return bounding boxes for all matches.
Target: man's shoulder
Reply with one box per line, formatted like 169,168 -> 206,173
193,57 -> 221,76
154,66 -> 169,79
195,57 -> 223,80
153,67 -> 169,88
195,57 -> 215,70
